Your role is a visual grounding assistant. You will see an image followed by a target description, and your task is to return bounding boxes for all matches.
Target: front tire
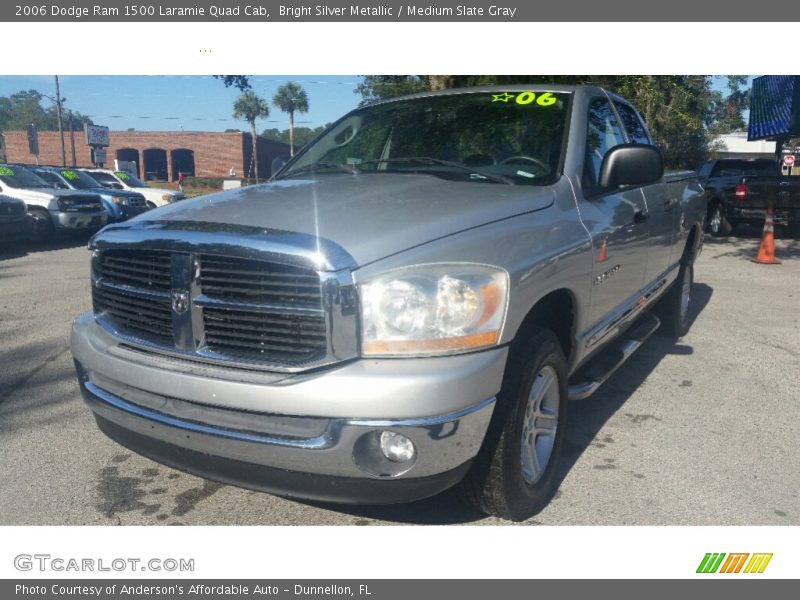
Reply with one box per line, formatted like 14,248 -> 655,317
29,208 -> 54,242
461,330 -> 568,521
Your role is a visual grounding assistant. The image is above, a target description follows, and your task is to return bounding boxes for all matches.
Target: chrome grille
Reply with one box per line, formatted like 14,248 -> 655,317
95,250 -> 171,292
199,256 -> 322,309
199,255 -> 326,363
93,286 -> 173,341
91,248 -> 330,369
59,194 -> 102,212
92,249 -> 173,342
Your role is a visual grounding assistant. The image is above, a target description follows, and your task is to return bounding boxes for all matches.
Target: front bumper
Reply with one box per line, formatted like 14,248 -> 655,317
108,205 -> 150,222
54,210 -> 108,230
0,215 -> 34,240
71,312 -> 506,504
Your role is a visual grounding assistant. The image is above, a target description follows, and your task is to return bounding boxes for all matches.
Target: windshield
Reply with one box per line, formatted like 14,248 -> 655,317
279,90 -> 569,185
0,165 -> 52,189
59,169 -> 104,189
87,171 -> 124,189
113,170 -> 148,188
33,170 -> 71,189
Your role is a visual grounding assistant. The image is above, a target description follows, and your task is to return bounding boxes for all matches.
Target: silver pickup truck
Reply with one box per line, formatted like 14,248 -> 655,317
70,85 -> 705,521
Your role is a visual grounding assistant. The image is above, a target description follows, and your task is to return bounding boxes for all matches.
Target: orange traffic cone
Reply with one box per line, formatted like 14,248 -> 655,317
752,204 -> 781,265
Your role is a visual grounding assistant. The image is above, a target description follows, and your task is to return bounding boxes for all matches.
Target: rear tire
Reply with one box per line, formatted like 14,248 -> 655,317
460,330 -> 568,521
659,256 -> 695,339
29,208 -> 54,242
707,203 -> 731,237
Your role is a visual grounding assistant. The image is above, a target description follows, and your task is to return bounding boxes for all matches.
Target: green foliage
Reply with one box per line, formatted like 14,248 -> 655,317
214,75 -> 251,91
261,125 -> 326,148
233,90 -> 269,180
233,90 -> 269,124
0,89 -> 93,133
355,76 -> 427,106
272,82 -> 310,156
273,82 -> 309,117
355,75 -> 752,169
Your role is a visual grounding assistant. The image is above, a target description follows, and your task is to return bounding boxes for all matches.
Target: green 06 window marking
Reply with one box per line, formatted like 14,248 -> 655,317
490,92 -> 558,106
114,171 -> 129,180
61,170 -> 79,180
0,166 -> 15,176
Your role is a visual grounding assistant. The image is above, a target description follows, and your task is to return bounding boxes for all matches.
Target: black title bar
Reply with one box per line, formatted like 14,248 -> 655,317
4,1 -> 800,21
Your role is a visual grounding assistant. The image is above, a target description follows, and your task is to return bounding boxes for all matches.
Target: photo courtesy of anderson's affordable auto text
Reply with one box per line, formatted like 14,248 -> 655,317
0,2 -> 799,595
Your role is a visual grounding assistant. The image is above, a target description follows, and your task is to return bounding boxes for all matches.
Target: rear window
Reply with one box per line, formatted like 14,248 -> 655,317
710,160 -> 777,177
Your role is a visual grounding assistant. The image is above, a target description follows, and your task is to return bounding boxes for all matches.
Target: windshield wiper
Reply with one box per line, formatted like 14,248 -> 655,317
360,157 -> 515,185
279,162 -> 357,178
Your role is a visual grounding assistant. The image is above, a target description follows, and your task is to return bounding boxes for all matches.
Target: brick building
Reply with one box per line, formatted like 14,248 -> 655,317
2,130 -> 292,182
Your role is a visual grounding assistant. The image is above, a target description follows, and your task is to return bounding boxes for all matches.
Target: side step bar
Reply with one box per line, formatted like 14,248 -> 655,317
568,312 -> 661,400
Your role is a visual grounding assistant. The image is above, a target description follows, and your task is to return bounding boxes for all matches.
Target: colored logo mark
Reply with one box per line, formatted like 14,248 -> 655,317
696,553 -> 773,574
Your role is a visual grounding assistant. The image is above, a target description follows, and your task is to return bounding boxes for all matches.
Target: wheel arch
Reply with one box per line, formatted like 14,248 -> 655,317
510,288 -> 576,367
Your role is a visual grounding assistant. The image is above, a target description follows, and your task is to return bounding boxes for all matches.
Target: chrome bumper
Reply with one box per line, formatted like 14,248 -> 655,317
71,312 -> 506,501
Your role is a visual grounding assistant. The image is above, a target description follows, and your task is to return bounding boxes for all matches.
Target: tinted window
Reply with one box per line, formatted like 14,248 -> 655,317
710,159 -> 777,177
281,91 -> 570,186
614,101 -> 652,144
584,98 -> 626,189
33,170 -> 70,189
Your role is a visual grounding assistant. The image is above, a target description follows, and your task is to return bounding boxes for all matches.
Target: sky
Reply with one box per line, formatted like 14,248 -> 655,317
0,75 -> 751,133
0,75 -> 364,132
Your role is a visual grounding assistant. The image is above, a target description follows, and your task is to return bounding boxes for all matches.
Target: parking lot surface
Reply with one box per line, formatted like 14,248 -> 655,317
1,232 -> 798,525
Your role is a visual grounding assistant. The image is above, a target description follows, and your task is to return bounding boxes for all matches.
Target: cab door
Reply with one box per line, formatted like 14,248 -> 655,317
578,97 -> 651,330
614,100 -> 676,285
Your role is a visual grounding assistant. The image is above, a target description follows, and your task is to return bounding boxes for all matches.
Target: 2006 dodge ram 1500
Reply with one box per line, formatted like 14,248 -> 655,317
70,86 -> 706,521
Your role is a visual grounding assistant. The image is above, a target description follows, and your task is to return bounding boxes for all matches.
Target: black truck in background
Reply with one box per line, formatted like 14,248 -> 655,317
696,158 -> 800,236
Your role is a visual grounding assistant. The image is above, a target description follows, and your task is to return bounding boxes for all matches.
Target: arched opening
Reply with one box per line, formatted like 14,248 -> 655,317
170,148 -> 195,181
142,148 -> 168,182
115,148 -> 141,177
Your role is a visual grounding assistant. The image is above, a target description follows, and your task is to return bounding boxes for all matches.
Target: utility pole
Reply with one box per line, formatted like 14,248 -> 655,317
54,75 -> 66,167
68,109 -> 77,167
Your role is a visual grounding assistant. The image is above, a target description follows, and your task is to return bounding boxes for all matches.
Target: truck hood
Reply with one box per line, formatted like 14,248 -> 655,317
118,173 -> 556,268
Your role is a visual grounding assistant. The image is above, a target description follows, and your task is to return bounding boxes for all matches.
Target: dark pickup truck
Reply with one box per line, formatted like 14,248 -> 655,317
696,158 -> 800,236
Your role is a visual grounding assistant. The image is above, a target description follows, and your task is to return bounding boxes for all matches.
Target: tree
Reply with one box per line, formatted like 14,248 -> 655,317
233,90 -> 269,181
261,125 -> 327,150
272,82 -> 309,156
214,76 -> 251,91
0,89 -> 93,134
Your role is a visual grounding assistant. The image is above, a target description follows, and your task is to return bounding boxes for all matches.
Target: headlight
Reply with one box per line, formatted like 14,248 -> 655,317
110,196 -> 129,205
162,194 -> 174,202
359,264 -> 508,357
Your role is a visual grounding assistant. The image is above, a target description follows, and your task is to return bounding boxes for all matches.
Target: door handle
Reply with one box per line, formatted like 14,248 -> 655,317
633,210 -> 649,224
664,198 -> 675,211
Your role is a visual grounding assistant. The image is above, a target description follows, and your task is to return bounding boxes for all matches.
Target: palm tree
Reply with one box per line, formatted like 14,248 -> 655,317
233,90 -> 269,181
272,82 -> 309,156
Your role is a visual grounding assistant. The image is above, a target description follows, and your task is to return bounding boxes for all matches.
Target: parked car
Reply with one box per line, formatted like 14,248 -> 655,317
0,194 -> 34,244
82,169 -> 185,208
0,164 -> 107,240
696,157 -> 800,236
71,86 -> 706,521
31,166 -> 150,223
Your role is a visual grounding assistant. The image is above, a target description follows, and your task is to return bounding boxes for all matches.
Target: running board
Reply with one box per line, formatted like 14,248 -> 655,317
568,312 -> 661,400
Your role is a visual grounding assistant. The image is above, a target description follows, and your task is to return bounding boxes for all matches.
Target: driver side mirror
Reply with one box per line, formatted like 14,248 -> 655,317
599,144 -> 663,188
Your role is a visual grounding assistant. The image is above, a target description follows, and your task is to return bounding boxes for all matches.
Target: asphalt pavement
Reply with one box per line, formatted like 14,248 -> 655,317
0,230 -> 798,525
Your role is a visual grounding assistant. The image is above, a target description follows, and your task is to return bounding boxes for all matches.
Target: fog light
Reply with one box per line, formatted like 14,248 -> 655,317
379,431 -> 415,463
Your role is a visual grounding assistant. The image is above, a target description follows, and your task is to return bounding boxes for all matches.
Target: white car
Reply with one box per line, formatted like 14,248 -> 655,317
0,164 -> 107,240
83,169 -> 185,208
